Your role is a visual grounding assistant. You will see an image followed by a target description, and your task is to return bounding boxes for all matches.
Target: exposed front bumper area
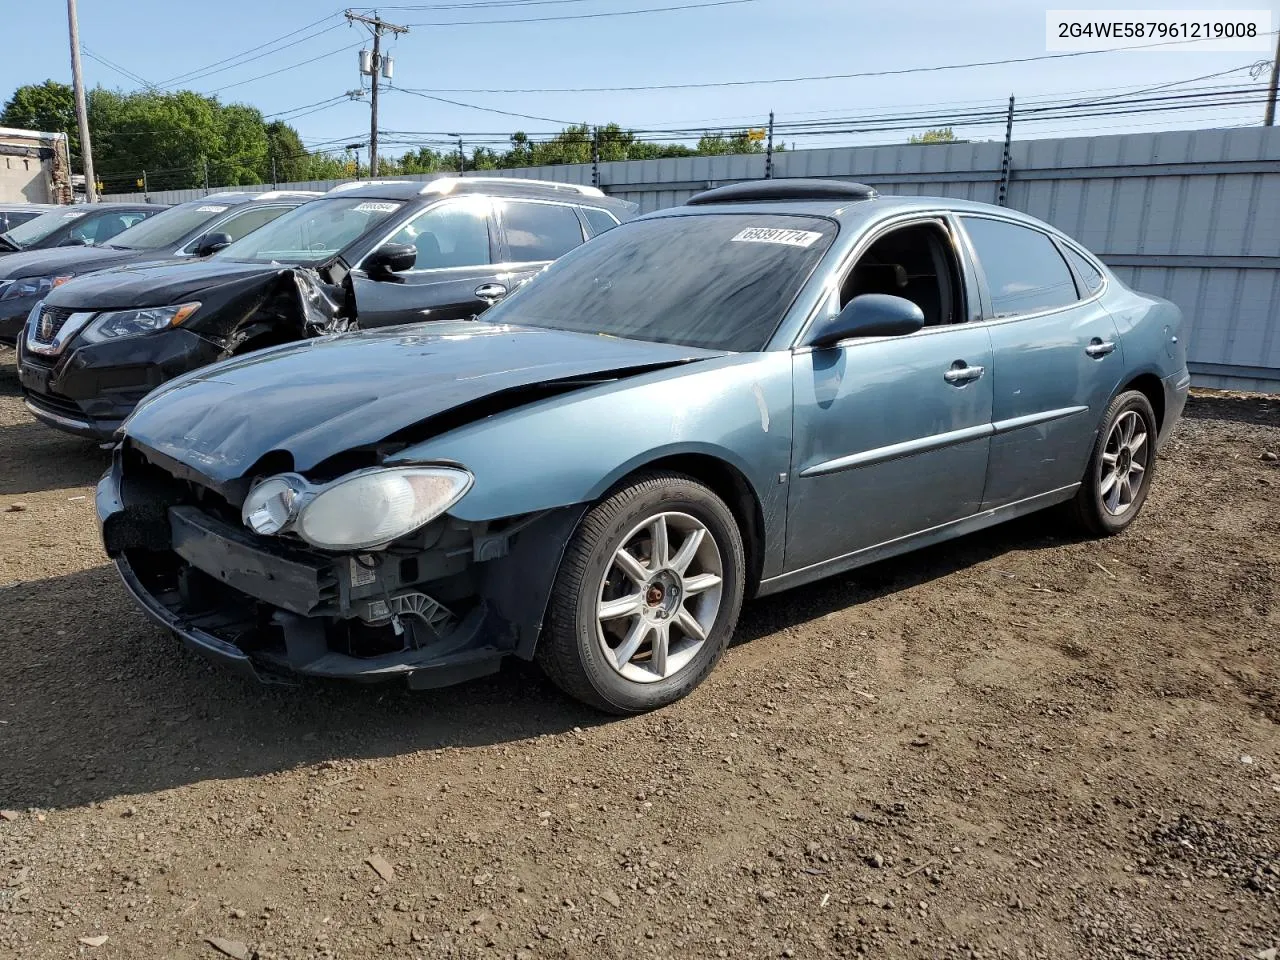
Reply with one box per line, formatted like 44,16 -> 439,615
97,445 -> 579,690
17,326 -> 223,441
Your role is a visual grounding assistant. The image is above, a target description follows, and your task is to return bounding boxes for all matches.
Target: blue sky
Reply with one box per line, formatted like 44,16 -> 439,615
2,0 -> 1276,159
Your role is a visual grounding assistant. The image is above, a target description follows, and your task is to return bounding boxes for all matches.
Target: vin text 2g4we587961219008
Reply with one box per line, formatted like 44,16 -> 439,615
97,179 -> 1189,714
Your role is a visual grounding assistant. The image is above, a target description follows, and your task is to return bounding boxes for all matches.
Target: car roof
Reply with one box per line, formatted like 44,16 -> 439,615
0,202 -> 60,211
642,189 -> 1058,233
323,176 -> 635,212
86,202 -> 170,212
193,190 -> 323,206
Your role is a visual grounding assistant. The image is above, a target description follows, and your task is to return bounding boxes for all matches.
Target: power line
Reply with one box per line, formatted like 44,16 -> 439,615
155,11 -> 346,86
390,86 -> 580,125
415,30 -> 1280,93
81,46 -> 154,88
201,41 -> 367,94
402,0 -> 762,26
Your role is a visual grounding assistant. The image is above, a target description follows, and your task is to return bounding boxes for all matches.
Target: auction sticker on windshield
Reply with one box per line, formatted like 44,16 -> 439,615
196,205 -> 229,213
730,227 -> 824,247
355,201 -> 399,213
61,211 -> 86,219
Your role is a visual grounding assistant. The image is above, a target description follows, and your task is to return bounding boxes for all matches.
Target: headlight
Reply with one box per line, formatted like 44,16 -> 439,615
78,302 -> 201,343
241,466 -> 472,551
1,274 -> 72,300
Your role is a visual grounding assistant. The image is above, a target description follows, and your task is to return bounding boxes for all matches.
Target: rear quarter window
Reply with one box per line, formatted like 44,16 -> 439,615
961,216 -> 1079,317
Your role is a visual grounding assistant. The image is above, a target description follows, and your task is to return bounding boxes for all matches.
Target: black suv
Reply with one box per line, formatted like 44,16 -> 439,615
0,203 -> 161,256
0,191 -> 320,345
18,177 -> 637,439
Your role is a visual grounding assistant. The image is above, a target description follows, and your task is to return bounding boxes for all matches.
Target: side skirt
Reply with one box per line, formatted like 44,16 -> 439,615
756,483 -> 1079,597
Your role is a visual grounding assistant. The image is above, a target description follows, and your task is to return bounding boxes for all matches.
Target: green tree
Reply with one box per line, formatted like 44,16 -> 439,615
0,80 -> 78,159
909,127 -> 959,144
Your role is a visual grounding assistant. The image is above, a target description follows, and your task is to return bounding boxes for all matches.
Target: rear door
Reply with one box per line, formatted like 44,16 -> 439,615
958,215 -> 1123,508
351,196 -> 502,329
492,197 -> 589,293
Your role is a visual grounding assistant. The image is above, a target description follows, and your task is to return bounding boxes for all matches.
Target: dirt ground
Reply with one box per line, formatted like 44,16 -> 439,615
0,353 -> 1276,960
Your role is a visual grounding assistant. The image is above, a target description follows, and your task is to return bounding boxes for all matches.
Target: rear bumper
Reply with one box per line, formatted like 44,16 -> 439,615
17,327 -> 222,440
1159,368 -> 1191,450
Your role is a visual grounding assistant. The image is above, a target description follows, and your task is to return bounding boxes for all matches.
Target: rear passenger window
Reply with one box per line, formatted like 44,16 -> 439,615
962,217 -> 1078,317
218,205 -> 291,243
501,201 -> 584,261
581,206 -> 620,237
1061,244 -> 1105,296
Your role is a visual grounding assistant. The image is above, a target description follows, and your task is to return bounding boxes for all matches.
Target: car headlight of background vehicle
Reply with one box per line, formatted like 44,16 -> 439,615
0,274 -> 73,300
242,466 -> 473,551
78,302 -> 201,343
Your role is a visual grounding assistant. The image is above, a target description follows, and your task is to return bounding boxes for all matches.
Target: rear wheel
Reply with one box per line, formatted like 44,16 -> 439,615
538,472 -> 745,714
1069,389 -> 1157,536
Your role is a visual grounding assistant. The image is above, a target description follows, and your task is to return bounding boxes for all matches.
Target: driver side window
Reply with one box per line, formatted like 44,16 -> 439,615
839,221 -> 964,327
383,199 -> 492,271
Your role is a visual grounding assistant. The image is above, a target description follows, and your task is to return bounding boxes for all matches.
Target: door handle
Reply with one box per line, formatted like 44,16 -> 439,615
943,362 -> 985,385
474,283 -> 508,302
1086,338 -> 1116,358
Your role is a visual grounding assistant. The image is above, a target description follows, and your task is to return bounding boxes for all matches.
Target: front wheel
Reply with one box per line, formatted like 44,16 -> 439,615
1069,389 -> 1158,536
538,472 -> 746,714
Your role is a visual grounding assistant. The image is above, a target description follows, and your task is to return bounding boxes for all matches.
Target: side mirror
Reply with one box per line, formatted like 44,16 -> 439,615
807,293 -> 924,347
194,232 -> 233,257
62,235 -> 92,247
365,242 -> 417,278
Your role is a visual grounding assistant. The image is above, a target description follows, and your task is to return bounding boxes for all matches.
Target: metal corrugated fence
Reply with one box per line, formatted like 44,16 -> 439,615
101,127 -> 1280,391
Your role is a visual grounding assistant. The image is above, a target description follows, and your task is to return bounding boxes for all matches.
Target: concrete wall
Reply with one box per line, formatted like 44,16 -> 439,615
101,127 -> 1280,391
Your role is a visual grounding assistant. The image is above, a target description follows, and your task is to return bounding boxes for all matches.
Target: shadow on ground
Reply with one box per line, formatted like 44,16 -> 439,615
0,416 -> 108,495
0,511 -> 1072,811
1184,392 -> 1280,427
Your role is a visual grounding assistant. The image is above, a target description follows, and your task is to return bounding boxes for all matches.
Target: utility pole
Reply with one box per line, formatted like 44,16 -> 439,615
457,137 -> 465,174
765,111 -> 775,180
66,0 -> 96,202
1265,31 -> 1280,126
347,10 -> 408,176
997,94 -> 1015,206
202,156 -> 210,192
591,127 -> 601,187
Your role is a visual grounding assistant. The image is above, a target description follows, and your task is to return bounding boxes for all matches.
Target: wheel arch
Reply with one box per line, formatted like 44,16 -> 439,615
611,451 -> 768,597
1118,371 -> 1165,437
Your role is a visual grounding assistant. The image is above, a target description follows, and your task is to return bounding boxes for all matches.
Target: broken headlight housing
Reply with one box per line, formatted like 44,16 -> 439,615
78,301 -> 201,343
242,466 -> 473,551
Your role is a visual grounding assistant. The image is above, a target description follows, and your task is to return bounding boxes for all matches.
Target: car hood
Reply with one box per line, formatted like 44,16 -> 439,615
0,245 -> 149,280
44,257 -> 278,309
123,321 -> 725,483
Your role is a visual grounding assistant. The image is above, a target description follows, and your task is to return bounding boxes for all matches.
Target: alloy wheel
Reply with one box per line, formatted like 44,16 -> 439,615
595,511 -> 724,684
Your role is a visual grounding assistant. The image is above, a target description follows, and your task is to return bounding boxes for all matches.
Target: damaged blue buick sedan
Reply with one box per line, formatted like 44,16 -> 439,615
97,179 -> 1189,713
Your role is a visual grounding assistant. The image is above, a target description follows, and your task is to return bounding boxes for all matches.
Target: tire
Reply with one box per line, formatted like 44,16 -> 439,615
1068,389 -> 1158,537
538,471 -> 746,714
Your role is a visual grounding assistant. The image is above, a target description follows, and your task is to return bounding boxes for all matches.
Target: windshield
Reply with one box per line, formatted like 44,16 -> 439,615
108,201 -> 229,250
215,196 -> 404,264
482,213 -> 837,352
1,208 -> 88,249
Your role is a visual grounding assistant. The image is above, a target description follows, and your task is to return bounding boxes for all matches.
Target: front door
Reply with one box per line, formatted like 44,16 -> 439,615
353,196 -> 505,329
957,215 -> 1124,508
786,218 -> 994,573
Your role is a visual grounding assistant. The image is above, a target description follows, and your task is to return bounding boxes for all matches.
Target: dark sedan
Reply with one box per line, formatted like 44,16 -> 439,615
0,202 -> 160,256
